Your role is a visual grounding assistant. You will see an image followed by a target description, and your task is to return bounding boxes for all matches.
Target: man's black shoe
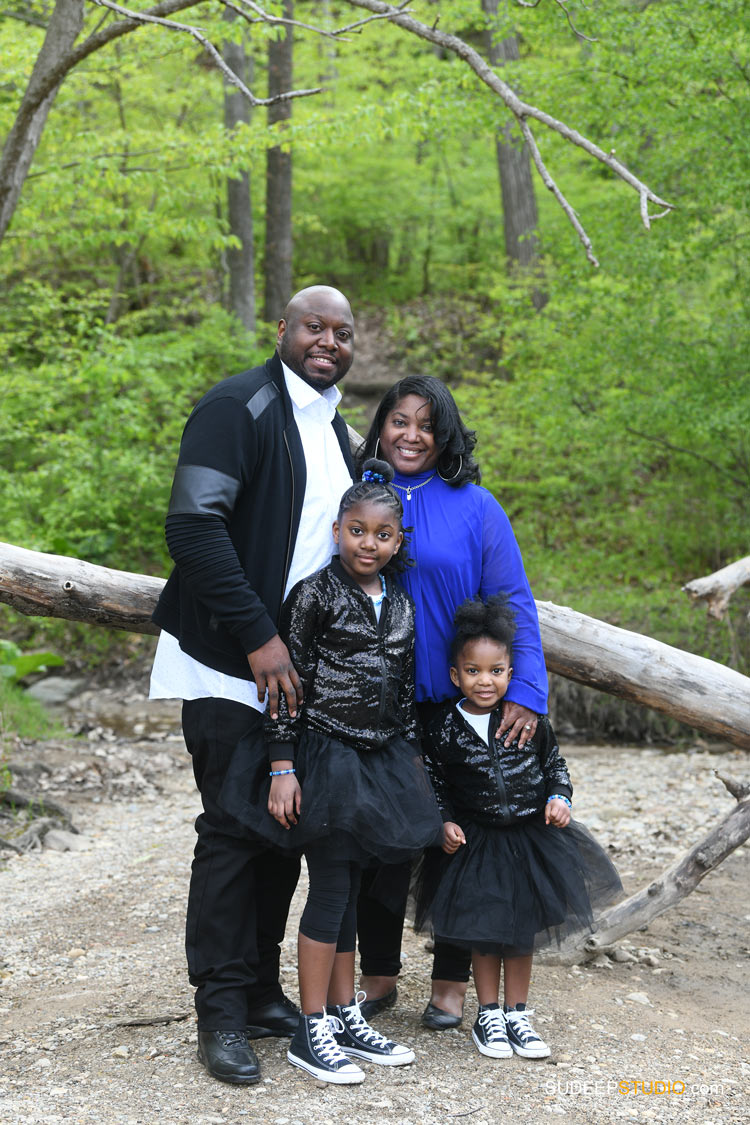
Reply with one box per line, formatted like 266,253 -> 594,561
246,995 -> 300,1039
197,1029 -> 261,1084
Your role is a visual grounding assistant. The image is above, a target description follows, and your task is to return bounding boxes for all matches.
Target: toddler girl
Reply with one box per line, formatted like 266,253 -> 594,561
418,595 -> 621,1060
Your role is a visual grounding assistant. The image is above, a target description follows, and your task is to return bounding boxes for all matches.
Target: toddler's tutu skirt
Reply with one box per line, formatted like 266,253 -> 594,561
219,727 -> 444,865
414,816 -> 622,953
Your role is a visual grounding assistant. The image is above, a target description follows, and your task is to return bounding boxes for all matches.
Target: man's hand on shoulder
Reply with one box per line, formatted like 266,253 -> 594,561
249,635 -> 303,719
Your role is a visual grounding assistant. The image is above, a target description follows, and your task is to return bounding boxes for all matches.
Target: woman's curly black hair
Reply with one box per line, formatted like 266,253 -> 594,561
450,594 -> 516,663
357,375 -> 481,488
337,458 -> 413,575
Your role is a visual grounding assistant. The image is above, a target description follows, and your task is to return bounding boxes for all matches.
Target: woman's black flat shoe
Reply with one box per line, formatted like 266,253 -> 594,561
358,987 -> 398,1020
421,1002 -> 463,1030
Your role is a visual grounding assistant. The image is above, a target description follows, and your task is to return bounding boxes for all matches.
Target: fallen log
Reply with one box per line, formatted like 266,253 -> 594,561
2,539 -> 750,749
536,601 -> 750,749
0,542 -> 162,635
544,773 -> 750,963
682,555 -> 750,620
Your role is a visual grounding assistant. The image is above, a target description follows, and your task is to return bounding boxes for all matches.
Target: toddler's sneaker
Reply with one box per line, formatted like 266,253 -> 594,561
503,1003 -> 551,1058
287,1011 -> 365,1084
331,993 -> 415,1066
471,1003 -> 513,1058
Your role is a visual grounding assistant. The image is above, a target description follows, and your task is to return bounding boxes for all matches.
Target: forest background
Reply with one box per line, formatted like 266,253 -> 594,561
1,0 -> 748,739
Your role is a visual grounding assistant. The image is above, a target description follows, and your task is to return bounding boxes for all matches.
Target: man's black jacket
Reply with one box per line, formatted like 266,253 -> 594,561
152,353 -> 355,679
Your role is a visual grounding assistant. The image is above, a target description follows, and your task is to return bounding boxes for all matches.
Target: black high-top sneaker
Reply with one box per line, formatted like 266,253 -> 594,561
503,1003 -> 551,1058
471,1003 -> 513,1058
287,1011 -> 365,1084
331,993 -> 415,1066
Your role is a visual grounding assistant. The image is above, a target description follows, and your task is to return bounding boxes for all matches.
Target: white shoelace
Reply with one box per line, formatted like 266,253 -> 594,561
309,1011 -> 349,1063
342,993 -> 392,1047
478,1008 -> 509,1042
505,1008 -> 540,1042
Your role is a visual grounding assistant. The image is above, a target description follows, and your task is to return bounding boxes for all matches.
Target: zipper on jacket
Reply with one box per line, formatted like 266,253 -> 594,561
486,712 -> 511,822
376,596 -> 389,724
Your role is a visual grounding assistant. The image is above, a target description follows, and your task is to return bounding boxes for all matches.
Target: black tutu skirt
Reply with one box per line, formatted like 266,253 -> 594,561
414,815 -> 622,954
219,727 -> 445,866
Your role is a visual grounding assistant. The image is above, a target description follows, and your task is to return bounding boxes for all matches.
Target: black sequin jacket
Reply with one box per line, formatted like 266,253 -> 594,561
422,706 -> 572,828
265,556 -> 419,759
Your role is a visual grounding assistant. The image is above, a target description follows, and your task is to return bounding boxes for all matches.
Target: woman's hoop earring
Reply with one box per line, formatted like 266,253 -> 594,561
374,437 -> 381,459
438,454 -> 463,482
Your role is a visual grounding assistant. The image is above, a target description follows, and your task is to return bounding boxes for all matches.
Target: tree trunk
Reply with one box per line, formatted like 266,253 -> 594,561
480,1 -> 545,307
223,11 -> 255,332
263,1 -> 294,322
2,540 -> 750,749
0,0 -> 84,243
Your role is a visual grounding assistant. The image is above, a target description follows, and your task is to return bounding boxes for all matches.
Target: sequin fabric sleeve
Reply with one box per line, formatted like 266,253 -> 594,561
398,628 -> 420,744
537,716 -> 573,802
264,577 -> 324,750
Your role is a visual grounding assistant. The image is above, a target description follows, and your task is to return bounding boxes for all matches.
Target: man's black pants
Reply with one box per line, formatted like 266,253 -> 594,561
182,698 -> 300,1030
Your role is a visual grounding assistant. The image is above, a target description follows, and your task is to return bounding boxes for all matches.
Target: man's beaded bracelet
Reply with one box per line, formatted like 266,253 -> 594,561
546,794 -> 572,808
269,768 -> 296,777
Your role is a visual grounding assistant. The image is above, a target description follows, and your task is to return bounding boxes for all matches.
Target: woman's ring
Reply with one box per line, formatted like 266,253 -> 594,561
524,723 -> 532,730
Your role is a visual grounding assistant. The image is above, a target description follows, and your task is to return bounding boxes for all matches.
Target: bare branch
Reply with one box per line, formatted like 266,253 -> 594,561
512,0 -> 596,41
0,5 -> 49,26
553,0 -> 597,43
716,771 -> 750,801
90,0 -> 322,106
520,118 -> 599,266
682,557 -> 750,621
219,0 -> 343,39
625,426 -> 748,490
344,0 -> 673,262
218,0 -> 412,40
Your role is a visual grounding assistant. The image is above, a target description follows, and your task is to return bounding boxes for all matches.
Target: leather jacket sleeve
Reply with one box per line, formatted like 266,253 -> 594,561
164,395 -> 277,654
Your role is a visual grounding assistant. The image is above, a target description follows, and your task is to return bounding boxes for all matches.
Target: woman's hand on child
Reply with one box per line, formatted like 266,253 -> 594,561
248,635 -> 303,720
268,774 -> 302,829
545,799 -> 571,828
442,821 -> 466,854
497,701 -> 538,749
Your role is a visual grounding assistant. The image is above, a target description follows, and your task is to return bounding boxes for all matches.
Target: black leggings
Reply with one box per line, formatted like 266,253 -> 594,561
301,841 -> 363,951
357,863 -> 472,981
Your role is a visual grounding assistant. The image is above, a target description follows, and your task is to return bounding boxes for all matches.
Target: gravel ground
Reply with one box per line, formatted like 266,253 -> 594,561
1,684 -> 748,1125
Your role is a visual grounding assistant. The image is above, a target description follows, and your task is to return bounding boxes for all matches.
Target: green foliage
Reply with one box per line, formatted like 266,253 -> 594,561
0,287 -> 264,569
0,676 -> 65,743
0,0 -> 748,694
0,640 -> 64,685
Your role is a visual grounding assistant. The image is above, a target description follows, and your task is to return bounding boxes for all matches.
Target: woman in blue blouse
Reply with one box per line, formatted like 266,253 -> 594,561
355,376 -> 548,1029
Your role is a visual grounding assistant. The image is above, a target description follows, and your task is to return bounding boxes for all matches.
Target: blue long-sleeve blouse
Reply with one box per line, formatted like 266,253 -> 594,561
394,469 -> 548,712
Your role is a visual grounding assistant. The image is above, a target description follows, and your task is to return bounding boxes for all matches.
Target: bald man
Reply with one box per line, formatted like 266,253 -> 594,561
151,287 -> 356,1083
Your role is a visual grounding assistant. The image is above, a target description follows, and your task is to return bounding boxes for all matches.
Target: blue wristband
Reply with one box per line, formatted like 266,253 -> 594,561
270,768 -> 296,777
547,794 -> 571,808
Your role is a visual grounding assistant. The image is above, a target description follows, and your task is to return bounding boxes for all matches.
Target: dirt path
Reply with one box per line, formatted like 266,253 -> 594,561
1,684 -> 748,1124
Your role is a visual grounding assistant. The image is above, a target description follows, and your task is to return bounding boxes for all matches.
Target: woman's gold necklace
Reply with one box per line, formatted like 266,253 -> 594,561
392,473 -> 437,501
